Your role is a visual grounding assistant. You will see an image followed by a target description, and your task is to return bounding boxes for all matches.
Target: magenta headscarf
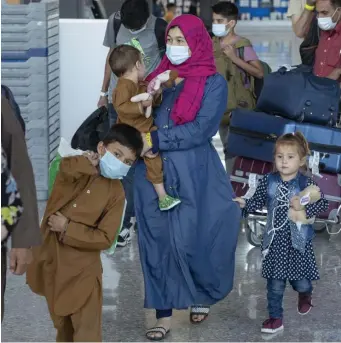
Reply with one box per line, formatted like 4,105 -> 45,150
146,15 -> 216,125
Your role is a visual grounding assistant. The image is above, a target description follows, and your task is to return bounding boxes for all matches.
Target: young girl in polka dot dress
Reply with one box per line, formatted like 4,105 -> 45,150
234,132 -> 329,334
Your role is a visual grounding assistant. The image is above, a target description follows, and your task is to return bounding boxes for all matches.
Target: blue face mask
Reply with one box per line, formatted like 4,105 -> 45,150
99,150 -> 131,180
166,45 -> 190,65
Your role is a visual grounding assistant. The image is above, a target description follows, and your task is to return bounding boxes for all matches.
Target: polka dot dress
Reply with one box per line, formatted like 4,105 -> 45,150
244,174 -> 329,281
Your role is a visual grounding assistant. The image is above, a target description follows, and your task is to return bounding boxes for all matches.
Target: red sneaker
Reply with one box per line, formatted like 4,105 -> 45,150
298,293 -> 313,315
261,318 -> 284,334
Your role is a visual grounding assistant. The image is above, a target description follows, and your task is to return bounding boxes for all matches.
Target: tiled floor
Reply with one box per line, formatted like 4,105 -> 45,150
2,26 -> 341,342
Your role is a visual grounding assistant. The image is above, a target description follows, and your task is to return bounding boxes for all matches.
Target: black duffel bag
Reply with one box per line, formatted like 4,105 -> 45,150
71,106 -> 110,152
256,65 -> 340,126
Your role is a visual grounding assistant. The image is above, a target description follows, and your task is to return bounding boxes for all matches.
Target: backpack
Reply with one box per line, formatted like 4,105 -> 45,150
300,16 -> 319,67
1,85 -> 25,133
71,106 -> 110,152
239,47 -> 272,100
113,12 -> 167,59
214,37 -> 257,125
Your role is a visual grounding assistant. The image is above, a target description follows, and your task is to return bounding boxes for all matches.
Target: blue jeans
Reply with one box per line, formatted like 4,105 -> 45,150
267,278 -> 313,319
109,103 -> 135,228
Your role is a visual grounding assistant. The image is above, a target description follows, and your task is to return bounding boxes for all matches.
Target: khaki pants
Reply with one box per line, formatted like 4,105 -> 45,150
49,280 -> 102,342
218,122 -> 236,175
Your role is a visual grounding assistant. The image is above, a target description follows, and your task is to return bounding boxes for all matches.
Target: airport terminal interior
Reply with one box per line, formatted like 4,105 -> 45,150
1,0 -> 341,342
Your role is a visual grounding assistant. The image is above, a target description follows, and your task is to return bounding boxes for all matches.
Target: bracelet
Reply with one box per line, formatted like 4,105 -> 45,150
145,133 -> 153,148
100,91 -> 108,97
304,3 -> 315,11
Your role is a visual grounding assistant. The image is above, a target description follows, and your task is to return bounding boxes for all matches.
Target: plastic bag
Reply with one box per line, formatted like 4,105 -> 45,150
48,138 -> 84,195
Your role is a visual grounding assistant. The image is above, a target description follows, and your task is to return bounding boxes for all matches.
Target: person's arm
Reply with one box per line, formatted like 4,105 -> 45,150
62,184 -> 126,251
98,48 -> 115,107
98,16 -> 117,108
149,75 -> 227,152
113,86 -> 144,120
58,155 -> 99,183
226,46 -> 264,79
304,179 -> 329,219
289,0 -> 315,38
1,98 -> 40,274
234,175 -> 268,216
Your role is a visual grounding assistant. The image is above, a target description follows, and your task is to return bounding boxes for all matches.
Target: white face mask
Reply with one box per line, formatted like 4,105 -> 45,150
212,23 -> 230,37
317,8 -> 340,30
129,25 -> 147,35
166,45 -> 190,65
99,150 -> 130,180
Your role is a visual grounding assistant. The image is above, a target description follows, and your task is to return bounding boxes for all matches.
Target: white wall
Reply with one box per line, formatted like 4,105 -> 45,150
59,19 -> 109,142
59,20 -> 292,142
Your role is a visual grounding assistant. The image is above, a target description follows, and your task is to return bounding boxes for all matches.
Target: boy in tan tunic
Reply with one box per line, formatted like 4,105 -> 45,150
109,44 -> 181,211
26,124 -> 143,342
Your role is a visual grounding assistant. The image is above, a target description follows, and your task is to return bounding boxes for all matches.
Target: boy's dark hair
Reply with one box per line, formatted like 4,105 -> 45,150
212,1 -> 239,20
167,3 -> 176,10
103,123 -> 143,157
121,0 -> 150,30
108,45 -> 141,77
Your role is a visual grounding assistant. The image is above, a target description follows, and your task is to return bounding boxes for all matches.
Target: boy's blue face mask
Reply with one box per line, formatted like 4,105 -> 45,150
99,150 -> 131,180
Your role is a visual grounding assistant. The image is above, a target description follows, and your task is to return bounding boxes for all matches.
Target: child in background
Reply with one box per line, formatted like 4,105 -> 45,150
27,124 -> 143,342
109,44 -> 181,211
164,3 -> 177,23
234,132 -> 329,334
212,1 -> 265,174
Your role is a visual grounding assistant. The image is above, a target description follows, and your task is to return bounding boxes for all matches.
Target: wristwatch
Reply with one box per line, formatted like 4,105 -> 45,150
100,91 -> 108,97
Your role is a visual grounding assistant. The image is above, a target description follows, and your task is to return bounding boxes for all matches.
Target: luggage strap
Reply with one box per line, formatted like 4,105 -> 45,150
229,126 -> 341,154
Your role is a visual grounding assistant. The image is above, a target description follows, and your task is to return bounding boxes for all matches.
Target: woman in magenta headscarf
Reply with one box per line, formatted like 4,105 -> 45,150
134,15 -> 240,340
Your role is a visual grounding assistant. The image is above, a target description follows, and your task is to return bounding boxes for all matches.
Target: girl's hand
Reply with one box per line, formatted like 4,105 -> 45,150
233,197 -> 246,208
290,196 -> 304,211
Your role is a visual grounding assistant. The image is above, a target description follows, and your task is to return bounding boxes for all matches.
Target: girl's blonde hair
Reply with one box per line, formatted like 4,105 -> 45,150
274,132 -> 311,172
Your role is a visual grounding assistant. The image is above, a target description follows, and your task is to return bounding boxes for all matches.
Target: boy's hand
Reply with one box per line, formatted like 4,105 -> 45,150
233,197 -> 246,208
48,212 -> 68,233
142,97 -> 153,108
83,151 -> 100,167
223,45 -> 237,61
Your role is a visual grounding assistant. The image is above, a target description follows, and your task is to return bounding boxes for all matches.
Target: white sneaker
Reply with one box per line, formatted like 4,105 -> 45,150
116,227 -> 131,247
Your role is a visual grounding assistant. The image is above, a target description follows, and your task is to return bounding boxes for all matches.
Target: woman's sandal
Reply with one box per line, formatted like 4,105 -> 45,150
146,327 -> 170,341
190,305 -> 210,324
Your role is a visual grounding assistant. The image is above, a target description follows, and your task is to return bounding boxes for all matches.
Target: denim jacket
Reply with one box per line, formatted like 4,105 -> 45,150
263,172 -> 315,254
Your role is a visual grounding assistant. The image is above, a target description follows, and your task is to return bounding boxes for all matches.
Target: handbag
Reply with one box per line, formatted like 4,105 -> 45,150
71,106 -> 110,152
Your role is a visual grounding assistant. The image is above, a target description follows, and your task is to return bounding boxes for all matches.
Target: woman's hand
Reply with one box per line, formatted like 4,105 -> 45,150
144,151 -> 159,159
141,133 -> 152,156
233,197 -> 246,208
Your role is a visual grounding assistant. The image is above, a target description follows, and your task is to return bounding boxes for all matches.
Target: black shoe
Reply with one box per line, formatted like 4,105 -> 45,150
116,227 -> 131,247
